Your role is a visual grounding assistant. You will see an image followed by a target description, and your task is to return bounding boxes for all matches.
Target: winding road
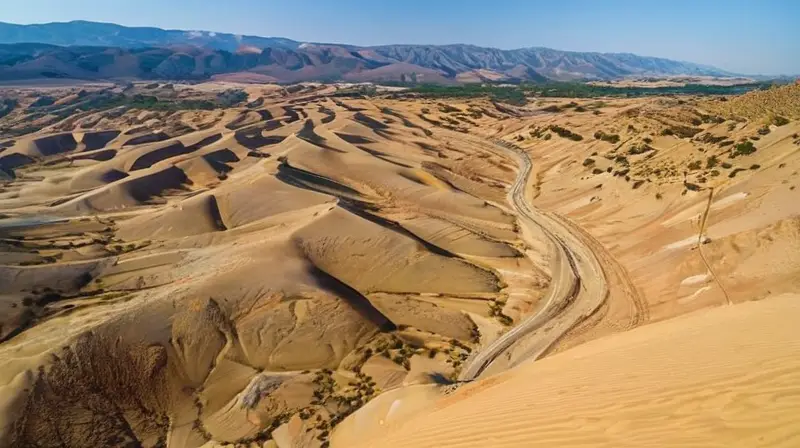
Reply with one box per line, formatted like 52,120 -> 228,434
458,137 -> 613,381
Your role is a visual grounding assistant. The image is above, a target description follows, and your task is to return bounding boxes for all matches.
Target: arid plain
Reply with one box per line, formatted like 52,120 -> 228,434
1,82 -> 799,447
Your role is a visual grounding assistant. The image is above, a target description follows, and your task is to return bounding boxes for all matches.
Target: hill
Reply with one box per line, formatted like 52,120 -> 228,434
0,20 -> 738,83
346,294 -> 800,447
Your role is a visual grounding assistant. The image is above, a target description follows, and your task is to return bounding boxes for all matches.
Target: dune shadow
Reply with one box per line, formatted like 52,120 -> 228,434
305,263 -> 396,332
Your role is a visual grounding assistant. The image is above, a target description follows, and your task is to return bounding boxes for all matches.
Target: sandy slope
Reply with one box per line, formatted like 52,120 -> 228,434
1,82 -> 799,447
352,293 -> 800,448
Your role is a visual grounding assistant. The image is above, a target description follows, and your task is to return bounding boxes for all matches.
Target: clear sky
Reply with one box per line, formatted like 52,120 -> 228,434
2,0 -> 798,75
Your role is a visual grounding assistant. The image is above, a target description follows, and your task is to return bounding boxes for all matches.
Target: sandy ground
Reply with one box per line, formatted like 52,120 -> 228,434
1,82 -> 799,447
348,293 -> 800,447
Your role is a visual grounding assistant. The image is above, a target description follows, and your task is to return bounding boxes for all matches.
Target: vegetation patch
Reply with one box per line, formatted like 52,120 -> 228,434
548,125 -> 583,141
594,131 -> 620,144
731,141 -> 757,157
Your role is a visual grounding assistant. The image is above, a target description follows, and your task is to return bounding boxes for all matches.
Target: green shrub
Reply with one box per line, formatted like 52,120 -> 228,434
549,125 -> 583,141
769,115 -> 790,126
594,131 -> 620,144
732,141 -> 756,157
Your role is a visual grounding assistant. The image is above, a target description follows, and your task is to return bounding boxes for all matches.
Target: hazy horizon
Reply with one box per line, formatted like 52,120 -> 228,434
2,0 -> 798,75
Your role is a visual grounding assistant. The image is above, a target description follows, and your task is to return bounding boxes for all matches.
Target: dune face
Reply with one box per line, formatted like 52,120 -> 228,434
0,82 -> 524,447
351,294 -> 800,448
1,81 -> 799,448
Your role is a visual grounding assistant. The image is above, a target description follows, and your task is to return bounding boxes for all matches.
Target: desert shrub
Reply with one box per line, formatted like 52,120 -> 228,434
660,128 -> 674,136
684,182 -> 702,191
594,131 -> 620,144
706,155 -> 719,169
628,143 -> 653,155
688,160 -> 702,170
548,125 -> 583,141
217,89 -> 247,107
732,141 -> 756,157
721,162 -> 733,169
583,158 -> 596,167
750,164 -> 761,170
697,133 -> 727,144
592,168 -> 604,174
438,103 -> 461,113
543,133 -> 552,140
768,115 -> 790,126
729,168 -> 747,178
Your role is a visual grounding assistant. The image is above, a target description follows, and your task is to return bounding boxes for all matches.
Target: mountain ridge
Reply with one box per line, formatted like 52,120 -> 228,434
0,20 -> 739,83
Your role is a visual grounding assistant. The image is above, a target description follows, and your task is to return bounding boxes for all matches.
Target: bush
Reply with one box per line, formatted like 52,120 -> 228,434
684,182 -> 702,191
628,143 -> 653,155
732,141 -> 756,157
706,155 -> 719,169
769,115 -> 790,126
548,125 -> 583,141
729,168 -> 747,178
688,160 -> 702,170
583,158 -> 596,167
594,131 -> 620,144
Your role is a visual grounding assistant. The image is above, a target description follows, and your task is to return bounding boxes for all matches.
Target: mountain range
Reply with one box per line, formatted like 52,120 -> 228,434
0,20 -> 737,84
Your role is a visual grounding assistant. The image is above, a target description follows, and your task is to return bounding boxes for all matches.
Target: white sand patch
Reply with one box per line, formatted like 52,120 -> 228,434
712,191 -> 749,210
680,273 -> 710,286
663,235 -> 698,250
662,192 -> 749,227
678,286 -> 712,304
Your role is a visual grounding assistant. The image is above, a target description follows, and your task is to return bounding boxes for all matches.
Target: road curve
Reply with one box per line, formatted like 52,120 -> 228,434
458,138 -> 609,381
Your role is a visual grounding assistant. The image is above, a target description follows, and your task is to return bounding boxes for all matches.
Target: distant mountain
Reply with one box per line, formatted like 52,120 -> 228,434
0,21 -> 738,84
0,20 -> 300,51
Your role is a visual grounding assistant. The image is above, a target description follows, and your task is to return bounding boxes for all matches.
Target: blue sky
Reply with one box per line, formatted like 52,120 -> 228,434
2,0 -> 798,75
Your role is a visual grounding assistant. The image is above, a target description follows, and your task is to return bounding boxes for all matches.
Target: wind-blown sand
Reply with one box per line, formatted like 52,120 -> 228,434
347,293 -> 800,448
1,82 -> 799,447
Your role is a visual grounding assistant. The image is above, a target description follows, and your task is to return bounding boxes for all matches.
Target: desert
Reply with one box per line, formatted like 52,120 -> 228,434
0,78 -> 798,447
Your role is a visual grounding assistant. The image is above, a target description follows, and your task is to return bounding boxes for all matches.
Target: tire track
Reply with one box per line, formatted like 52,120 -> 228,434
456,136 -> 632,380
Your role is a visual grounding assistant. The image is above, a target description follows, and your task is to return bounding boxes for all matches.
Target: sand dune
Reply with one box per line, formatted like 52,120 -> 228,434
0,82 -> 799,447
349,294 -> 800,447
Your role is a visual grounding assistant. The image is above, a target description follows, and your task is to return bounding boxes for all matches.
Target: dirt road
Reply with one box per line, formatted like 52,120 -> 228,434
459,138 -> 611,381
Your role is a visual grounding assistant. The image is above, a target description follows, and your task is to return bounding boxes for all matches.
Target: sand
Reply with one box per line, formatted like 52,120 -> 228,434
1,82 -> 799,447
349,293 -> 800,447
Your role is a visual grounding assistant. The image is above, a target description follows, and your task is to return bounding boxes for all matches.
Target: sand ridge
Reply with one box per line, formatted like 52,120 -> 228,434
1,82 -> 799,447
